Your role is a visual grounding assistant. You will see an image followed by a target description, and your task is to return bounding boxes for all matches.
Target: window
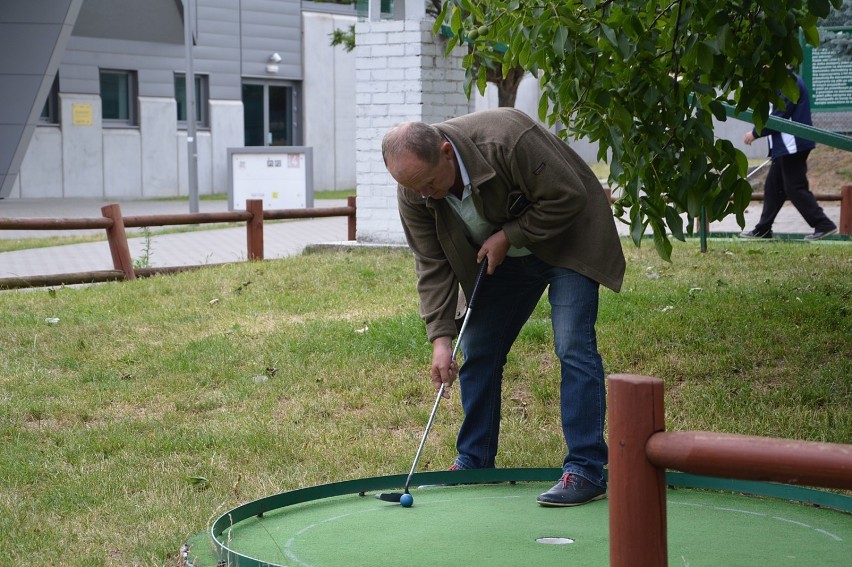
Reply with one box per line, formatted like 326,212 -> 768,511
242,82 -> 298,147
356,0 -> 394,18
99,70 -> 137,124
39,76 -> 59,124
175,73 -> 209,127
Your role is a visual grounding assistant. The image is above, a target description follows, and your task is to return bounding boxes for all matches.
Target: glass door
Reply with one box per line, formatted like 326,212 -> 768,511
242,82 -> 298,147
268,86 -> 293,146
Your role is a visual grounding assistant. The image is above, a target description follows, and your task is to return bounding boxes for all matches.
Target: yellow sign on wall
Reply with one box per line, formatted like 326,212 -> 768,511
71,103 -> 93,126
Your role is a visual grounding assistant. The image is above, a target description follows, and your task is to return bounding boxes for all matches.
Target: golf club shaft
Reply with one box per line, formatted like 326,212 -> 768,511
402,259 -> 489,492
747,158 -> 771,179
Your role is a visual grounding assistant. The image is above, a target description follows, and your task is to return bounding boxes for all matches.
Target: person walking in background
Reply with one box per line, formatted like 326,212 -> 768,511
739,70 -> 838,241
382,108 -> 625,507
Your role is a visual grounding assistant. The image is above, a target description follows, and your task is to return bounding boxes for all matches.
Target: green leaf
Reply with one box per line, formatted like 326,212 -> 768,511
630,208 -> 644,246
450,5 -> 463,36
652,226 -> 673,262
697,42 -> 714,73
433,1 -> 451,34
732,178 -> 753,215
686,183 -> 703,218
802,22 -> 820,47
477,64 -> 488,95
717,24 -> 732,53
553,26 -> 568,55
665,206 -> 685,242
538,92 -> 550,122
781,75 -> 800,103
459,0 -> 485,21
708,100 -> 727,122
807,0 -> 831,18
519,43 -> 531,67
600,24 -> 618,51
734,150 -> 748,177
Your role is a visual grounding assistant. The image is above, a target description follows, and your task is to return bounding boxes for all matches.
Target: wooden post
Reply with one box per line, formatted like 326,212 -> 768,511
101,204 -> 136,281
840,185 -> 851,235
608,374 -> 667,567
347,195 -> 356,241
246,199 -> 264,260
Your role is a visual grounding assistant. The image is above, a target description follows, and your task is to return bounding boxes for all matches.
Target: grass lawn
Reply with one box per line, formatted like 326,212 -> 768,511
0,240 -> 849,565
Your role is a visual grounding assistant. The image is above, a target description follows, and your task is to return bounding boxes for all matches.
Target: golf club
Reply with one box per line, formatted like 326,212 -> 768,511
747,158 -> 771,179
375,257 -> 489,503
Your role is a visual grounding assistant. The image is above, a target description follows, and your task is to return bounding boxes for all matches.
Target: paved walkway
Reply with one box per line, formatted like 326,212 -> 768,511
0,197 -> 843,281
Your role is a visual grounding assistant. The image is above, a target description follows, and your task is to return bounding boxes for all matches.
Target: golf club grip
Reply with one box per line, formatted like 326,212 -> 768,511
467,258 -> 489,311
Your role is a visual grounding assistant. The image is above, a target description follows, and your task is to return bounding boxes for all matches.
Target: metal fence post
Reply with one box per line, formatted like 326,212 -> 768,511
101,204 -> 136,280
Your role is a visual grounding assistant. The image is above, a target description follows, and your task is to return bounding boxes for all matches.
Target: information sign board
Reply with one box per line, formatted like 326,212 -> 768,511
802,28 -> 852,112
227,147 -> 313,211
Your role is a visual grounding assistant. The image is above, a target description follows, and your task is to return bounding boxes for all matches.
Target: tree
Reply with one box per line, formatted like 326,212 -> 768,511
819,0 -> 852,60
435,0 -> 841,260
428,0 -> 525,106
330,0 -> 524,105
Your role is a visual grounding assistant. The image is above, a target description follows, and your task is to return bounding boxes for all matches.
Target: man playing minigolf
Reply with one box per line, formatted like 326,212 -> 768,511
382,108 -> 625,506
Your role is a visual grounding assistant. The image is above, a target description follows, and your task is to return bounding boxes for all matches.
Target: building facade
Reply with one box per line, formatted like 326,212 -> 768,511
1,0 -> 356,200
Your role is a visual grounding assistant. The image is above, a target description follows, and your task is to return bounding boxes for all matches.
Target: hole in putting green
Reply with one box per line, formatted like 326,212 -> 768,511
536,537 -> 575,545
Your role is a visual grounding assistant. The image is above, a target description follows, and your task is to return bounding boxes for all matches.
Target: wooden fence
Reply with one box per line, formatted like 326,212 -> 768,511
607,374 -> 852,567
2,187 -> 849,290
0,197 -> 356,290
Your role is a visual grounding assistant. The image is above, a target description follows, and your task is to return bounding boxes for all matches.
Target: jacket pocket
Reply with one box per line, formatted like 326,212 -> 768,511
507,191 -> 533,218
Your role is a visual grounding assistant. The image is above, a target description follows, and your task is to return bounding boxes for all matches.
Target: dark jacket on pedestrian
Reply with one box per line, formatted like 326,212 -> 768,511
751,72 -> 816,159
397,108 -> 626,341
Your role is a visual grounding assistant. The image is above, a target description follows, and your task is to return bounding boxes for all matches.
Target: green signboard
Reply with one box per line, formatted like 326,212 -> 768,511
802,27 -> 852,111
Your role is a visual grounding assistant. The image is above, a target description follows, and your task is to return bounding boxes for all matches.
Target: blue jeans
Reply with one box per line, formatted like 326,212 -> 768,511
453,255 -> 608,487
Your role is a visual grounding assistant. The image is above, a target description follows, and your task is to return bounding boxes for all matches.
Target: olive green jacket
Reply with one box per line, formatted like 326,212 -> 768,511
397,108 -> 625,342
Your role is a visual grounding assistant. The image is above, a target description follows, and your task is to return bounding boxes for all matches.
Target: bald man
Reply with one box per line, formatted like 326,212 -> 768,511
383,108 -> 625,506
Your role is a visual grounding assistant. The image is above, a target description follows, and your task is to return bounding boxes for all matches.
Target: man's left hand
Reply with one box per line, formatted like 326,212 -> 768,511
478,230 -> 510,274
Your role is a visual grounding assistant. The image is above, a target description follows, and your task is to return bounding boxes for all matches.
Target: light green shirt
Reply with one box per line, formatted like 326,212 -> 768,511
445,140 -> 531,257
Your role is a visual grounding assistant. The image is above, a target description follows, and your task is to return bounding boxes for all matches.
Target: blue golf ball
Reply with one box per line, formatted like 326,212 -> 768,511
400,493 -> 414,507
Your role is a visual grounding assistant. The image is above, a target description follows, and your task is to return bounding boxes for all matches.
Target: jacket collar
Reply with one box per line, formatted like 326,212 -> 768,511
435,122 -> 497,190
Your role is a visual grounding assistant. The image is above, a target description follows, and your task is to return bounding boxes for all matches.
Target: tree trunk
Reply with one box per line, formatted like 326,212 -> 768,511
487,65 -> 526,108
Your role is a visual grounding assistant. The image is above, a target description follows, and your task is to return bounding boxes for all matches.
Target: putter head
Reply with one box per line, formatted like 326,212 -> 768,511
374,492 -> 404,503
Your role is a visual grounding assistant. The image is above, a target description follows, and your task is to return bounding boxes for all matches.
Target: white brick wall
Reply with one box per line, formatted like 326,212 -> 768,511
354,18 -> 470,244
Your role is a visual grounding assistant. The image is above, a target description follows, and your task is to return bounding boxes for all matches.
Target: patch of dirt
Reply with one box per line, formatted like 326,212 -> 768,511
749,145 -> 852,194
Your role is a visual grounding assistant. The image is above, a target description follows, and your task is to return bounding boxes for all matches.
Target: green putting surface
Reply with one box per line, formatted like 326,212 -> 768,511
188,479 -> 852,566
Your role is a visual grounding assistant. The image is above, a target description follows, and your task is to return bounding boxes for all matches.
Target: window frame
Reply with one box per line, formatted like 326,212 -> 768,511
99,69 -> 138,126
174,73 -> 209,128
39,76 -> 60,125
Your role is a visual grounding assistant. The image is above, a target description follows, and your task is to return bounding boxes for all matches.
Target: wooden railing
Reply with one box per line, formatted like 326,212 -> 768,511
606,185 -> 851,236
607,374 -> 852,567
0,197 -> 356,290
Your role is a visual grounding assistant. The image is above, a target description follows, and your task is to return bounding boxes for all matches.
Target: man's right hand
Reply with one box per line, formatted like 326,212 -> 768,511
430,336 -> 458,398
